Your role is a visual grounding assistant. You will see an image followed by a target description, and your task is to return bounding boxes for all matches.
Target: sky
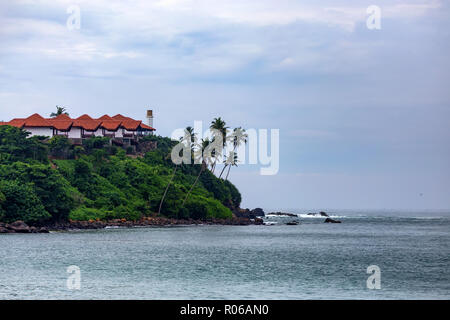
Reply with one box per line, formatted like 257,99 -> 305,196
0,0 -> 449,211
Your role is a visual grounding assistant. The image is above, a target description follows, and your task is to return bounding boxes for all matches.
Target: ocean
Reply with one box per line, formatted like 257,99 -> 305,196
0,210 -> 449,299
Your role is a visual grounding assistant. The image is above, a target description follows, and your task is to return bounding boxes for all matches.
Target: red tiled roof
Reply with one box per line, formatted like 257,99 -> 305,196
73,119 -> 101,131
77,114 -> 93,120
112,114 -> 128,120
23,114 -> 52,127
47,114 -> 73,130
48,120 -> 73,131
122,120 -> 142,130
101,120 -> 122,131
140,123 -> 155,131
0,113 -> 155,131
51,114 -> 71,120
7,118 -> 26,128
98,115 -> 113,120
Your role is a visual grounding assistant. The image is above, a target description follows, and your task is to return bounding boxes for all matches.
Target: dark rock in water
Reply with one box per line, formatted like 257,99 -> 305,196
233,208 -> 252,219
0,226 -> 11,233
307,211 -> 329,217
38,227 -> 50,233
8,221 -> 31,233
250,208 -> 265,217
324,218 -> 341,223
234,207 -> 265,219
286,221 -> 299,225
268,212 -> 297,217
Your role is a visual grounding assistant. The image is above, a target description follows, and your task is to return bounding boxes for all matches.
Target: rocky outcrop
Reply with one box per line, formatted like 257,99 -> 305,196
0,221 -> 50,233
250,208 -> 265,217
0,216 -> 264,234
233,208 -> 265,219
267,212 -> 298,217
324,218 -> 341,223
307,211 -> 329,217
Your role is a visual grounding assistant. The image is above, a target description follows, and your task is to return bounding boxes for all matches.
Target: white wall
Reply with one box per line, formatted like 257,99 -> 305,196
68,127 -> 81,138
24,127 -> 54,137
123,129 -> 136,135
115,129 -> 123,138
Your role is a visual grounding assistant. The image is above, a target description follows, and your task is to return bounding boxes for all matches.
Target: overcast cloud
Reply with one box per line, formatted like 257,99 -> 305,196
0,0 -> 449,210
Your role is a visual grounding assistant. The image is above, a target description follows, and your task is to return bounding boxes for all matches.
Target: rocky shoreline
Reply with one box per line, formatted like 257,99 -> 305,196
0,209 -> 342,234
0,216 -> 264,233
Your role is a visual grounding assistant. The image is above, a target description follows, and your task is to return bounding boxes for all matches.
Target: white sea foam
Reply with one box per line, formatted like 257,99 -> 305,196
297,214 -> 346,219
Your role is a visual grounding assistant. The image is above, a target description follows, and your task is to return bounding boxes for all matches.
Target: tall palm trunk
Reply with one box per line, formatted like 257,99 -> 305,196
182,162 -> 205,206
225,163 -> 232,180
219,164 -> 228,179
211,158 -> 217,173
158,165 -> 178,214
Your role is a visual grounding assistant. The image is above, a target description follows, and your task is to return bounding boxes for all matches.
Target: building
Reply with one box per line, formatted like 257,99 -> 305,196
0,111 -> 155,144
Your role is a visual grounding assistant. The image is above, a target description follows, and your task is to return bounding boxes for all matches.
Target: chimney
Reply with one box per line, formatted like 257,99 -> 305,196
146,109 -> 153,128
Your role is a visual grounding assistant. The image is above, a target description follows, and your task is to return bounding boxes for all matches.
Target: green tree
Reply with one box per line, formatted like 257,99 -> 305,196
219,127 -> 247,179
158,127 -> 194,215
0,126 -> 47,163
209,117 -> 228,173
49,135 -> 71,158
50,105 -> 69,118
0,180 -> 50,223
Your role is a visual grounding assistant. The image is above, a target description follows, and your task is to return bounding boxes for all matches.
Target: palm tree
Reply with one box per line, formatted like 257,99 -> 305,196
157,162 -> 178,215
219,127 -> 247,179
182,138 -> 212,206
225,151 -> 239,180
183,126 -> 198,163
50,105 -> 69,118
209,117 -> 228,173
158,127 -> 193,215
182,160 -> 207,206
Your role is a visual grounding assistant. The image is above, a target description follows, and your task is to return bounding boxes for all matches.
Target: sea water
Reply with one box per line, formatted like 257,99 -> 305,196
0,210 -> 449,299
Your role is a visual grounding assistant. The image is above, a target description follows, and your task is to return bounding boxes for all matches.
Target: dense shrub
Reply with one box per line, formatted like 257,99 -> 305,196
0,180 -> 50,223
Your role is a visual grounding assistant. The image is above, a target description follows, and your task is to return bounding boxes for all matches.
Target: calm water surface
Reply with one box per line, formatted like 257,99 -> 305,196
1,211 -> 449,299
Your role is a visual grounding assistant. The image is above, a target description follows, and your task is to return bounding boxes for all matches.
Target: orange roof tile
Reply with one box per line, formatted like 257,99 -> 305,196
51,114 -> 71,120
140,123 -> 156,131
98,115 -> 113,120
48,120 -> 73,130
76,114 -> 94,120
6,118 -> 26,128
73,119 -> 101,131
0,113 -> 155,131
23,114 -> 52,127
46,114 -> 73,130
101,120 -> 122,131
122,119 -> 142,130
112,114 -> 129,120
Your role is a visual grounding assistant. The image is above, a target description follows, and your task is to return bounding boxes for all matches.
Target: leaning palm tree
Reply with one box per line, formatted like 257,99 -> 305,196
209,117 -> 228,173
182,138 -> 212,206
225,152 -> 239,180
219,127 -> 247,179
50,105 -> 69,118
158,127 -> 193,214
158,155 -> 178,215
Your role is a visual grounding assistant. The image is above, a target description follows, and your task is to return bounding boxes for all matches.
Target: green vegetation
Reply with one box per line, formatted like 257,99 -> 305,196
0,125 -> 242,224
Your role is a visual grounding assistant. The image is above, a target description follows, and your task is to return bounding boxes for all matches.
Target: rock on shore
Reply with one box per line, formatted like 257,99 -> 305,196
267,212 -> 298,217
0,221 -> 49,233
324,217 -> 341,223
0,216 -> 264,233
233,208 -> 265,219
307,211 -> 329,217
